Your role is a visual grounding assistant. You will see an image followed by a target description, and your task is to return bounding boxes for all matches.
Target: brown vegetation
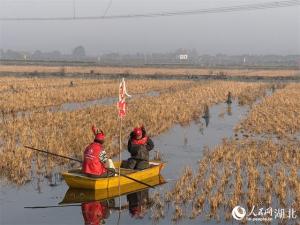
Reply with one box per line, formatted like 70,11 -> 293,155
165,138 -> 300,221
163,82 -> 300,222
0,80 -> 269,185
0,77 -> 192,113
236,83 -> 300,139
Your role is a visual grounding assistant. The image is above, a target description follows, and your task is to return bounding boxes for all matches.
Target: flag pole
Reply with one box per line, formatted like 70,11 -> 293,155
117,77 -> 131,213
118,116 -> 122,202
118,78 -> 123,212
117,116 -> 122,221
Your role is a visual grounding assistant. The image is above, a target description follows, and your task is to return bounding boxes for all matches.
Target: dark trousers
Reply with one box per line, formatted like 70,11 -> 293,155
127,158 -> 149,170
86,169 -> 115,178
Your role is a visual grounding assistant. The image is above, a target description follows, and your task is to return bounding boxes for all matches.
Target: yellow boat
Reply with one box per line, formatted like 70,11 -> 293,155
60,175 -> 165,204
62,161 -> 165,190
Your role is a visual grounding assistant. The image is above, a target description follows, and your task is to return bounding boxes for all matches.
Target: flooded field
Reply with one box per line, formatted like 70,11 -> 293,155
0,76 -> 299,225
0,101 -> 248,225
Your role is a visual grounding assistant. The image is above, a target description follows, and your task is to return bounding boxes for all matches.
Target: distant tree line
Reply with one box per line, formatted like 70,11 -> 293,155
0,46 -> 89,61
0,46 -> 299,68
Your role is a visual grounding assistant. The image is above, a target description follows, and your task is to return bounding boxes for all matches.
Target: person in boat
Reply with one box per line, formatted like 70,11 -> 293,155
82,125 -> 115,178
127,125 -> 154,170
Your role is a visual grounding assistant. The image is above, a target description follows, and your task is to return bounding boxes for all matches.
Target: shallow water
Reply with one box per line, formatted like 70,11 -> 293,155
0,100 -> 254,225
152,102 -> 247,180
55,91 -> 160,112
0,91 -> 161,124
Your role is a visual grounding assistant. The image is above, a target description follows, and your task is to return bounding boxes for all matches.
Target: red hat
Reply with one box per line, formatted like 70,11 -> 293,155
92,125 -> 105,141
133,127 -> 142,137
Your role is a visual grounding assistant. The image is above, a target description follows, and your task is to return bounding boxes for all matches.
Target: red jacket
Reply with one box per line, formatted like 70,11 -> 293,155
81,201 -> 107,225
82,142 -> 107,176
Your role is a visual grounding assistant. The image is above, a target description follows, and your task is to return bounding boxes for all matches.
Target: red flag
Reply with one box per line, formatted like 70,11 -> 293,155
118,101 -> 126,118
118,78 -> 131,118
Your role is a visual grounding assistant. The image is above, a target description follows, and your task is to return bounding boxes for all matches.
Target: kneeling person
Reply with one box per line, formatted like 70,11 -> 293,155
127,125 -> 154,170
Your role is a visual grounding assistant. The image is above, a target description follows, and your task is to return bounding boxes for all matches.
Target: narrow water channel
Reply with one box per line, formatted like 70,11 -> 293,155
57,90 -> 160,112
0,91 -> 160,124
0,100 -> 252,225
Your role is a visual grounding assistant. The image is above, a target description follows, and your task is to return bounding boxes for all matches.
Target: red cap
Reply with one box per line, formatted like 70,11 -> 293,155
133,127 -> 142,137
95,132 -> 105,141
92,125 -> 105,141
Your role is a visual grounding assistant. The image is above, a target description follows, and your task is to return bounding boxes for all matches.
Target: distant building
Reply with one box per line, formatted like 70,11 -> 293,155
175,48 -> 194,63
179,54 -> 188,60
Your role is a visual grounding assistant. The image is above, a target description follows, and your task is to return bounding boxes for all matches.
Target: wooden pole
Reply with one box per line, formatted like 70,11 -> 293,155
25,204 -> 128,210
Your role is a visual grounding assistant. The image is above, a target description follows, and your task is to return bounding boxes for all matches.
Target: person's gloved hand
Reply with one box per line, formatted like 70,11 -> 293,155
99,151 -> 108,163
141,125 -> 146,137
130,131 -> 135,139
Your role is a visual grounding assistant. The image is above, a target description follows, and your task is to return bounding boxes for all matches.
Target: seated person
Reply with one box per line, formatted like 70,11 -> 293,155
126,125 -> 154,170
82,125 -> 115,178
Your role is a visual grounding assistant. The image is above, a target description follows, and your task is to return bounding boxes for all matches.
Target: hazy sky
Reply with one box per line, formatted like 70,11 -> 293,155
0,0 -> 299,55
